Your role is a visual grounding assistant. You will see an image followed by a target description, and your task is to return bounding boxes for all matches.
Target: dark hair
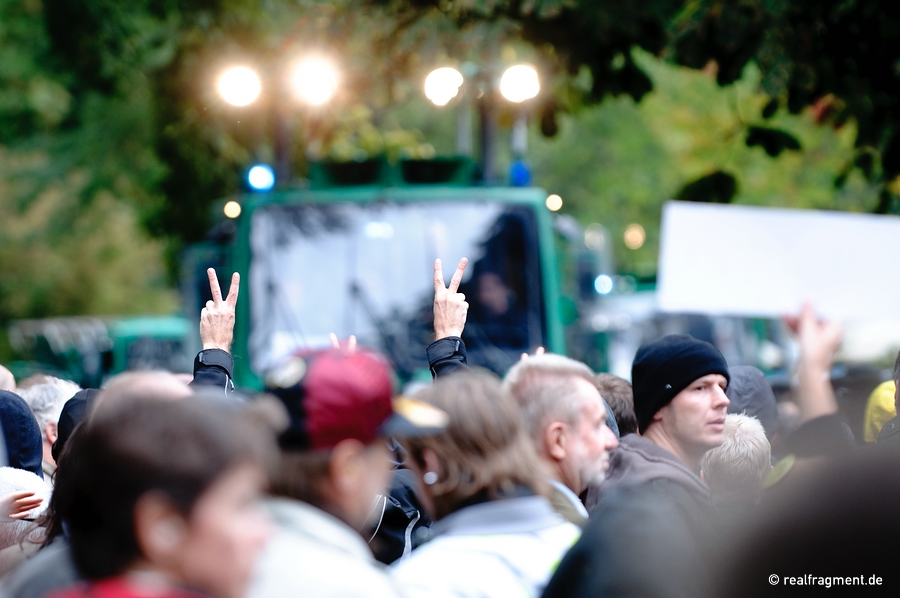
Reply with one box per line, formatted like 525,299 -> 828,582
595,373 -> 637,436
268,449 -> 332,511
893,348 -> 900,389
54,396 -> 274,579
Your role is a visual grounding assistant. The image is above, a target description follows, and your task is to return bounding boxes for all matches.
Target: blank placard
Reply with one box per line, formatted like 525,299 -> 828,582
658,201 -> 900,320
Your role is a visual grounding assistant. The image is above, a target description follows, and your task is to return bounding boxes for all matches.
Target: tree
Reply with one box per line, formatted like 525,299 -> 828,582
371,0 -> 900,212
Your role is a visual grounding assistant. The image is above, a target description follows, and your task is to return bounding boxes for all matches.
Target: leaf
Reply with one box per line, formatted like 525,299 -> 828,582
745,126 -> 802,157
675,171 -> 738,204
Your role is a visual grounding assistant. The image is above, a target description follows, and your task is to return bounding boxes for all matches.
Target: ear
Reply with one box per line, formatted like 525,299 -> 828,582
652,404 -> 669,424
328,438 -> 367,496
699,469 -> 706,483
543,421 -> 567,461
44,422 -> 58,444
421,448 -> 440,478
133,492 -> 187,565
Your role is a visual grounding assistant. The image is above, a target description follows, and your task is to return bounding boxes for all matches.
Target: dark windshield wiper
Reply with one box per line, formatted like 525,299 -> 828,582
349,280 -> 413,378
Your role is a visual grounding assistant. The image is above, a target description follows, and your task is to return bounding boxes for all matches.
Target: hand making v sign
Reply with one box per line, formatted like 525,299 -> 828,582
433,257 -> 469,340
200,268 -> 240,352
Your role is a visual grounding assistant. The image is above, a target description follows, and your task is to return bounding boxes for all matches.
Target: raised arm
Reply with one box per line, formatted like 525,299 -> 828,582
427,258 -> 471,379
191,268 -> 240,393
433,257 -> 469,340
789,304 -> 842,422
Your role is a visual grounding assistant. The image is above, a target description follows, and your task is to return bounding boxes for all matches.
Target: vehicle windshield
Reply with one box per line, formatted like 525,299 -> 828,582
248,200 -> 545,378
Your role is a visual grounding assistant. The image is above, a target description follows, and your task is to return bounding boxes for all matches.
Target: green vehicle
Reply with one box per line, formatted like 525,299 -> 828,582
7,315 -> 192,388
196,159 -> 609,389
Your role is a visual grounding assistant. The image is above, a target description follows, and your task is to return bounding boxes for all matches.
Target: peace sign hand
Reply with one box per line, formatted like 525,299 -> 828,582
433,258 -> 469,340
200,268 -> 240,352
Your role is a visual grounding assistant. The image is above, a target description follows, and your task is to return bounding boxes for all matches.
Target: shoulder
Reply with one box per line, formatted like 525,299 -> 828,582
392,522 -> 579,598
251,530 -> 400,598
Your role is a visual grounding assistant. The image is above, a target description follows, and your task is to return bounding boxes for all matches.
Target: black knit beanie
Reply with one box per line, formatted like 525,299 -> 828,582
632,334 -> 730,434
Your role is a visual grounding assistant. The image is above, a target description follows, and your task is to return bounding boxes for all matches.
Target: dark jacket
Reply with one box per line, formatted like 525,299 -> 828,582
546,435 -> 718,598
0,391 -> 43,477
584,433 -> 708,511
189,348 -> 235,394
877,413 -> 900,445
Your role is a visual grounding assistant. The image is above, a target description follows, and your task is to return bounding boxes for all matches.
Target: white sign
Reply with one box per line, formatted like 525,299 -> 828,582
657,201 -> 900,320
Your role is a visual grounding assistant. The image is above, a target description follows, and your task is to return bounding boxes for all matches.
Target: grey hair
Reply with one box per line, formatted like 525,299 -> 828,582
701,414 -> 771,504
502,353 -> 598,443
18,376 -> 81,439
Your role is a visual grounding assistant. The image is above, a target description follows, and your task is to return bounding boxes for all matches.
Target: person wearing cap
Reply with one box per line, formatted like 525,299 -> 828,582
724,365 -> 778,440
543,334 -> 731,598
249,349 -> 445,598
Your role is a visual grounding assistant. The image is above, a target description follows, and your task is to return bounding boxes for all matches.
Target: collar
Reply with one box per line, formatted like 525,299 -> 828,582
431,495 -> 565,538
548,479 -> 589,519
602,434 -> 709,499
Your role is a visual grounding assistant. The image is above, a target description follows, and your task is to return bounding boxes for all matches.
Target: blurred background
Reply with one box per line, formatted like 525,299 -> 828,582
2,0 -> 900,439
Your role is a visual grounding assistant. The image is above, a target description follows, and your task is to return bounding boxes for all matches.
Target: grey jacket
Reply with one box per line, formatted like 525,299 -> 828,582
391,496 -> 580,598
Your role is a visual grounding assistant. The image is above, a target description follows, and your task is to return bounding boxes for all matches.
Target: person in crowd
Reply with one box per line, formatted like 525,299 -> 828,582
714,448 -> 897,597
503,356 -> 619,526
45,395 -> 274,598
595,373 -> 638,436
724,366 -> 778,440
584,334 -> 731,508
0,366 -> 15,393
0,466 -> 51,575
700,414 -> 771,511
49,390 -> 99,467
249,348 -> 445,598
876,348 -> 900,445
0,267 -> 243,594
17,376 -> 81,482
863,379 -> 895,443
766,306 -> 854,486
546,334 -> 731,598
0,392 -> 44,480
391,372 -> 581,598
427,258 -> 618,526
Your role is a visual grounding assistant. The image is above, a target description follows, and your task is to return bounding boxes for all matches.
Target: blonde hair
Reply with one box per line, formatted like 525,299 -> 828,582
701,414 -> 771,504
404,372 -> 547,519
502,354 -> 597,443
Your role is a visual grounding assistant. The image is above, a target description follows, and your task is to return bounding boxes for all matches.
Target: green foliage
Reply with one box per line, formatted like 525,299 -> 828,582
527,52 -> 878,275
374,0 -> 900,208
0,0 -> 176,321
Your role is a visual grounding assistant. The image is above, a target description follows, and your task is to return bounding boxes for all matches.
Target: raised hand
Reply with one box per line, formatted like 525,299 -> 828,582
433,258 -> 469,340
200,268 -> 240,352
520,346 -> 546,361
329,333 -> 357,353
786,303 -> 842,421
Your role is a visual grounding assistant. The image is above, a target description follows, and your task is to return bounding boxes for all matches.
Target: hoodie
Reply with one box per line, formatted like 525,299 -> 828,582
584,433 -> 709,511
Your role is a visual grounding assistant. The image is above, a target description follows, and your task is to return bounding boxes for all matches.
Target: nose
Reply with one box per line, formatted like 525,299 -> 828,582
714,384 -> 730,408
604,425 -> 619,450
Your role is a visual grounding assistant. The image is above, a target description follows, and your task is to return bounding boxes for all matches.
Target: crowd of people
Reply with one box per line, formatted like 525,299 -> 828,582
0,260 -> 896,598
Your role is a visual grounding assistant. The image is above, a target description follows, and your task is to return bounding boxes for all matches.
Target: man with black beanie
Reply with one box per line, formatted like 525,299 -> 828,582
542,334 -> 730,598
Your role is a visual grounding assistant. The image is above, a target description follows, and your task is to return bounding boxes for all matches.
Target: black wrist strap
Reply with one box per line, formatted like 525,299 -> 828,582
194,348 -> 234,376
